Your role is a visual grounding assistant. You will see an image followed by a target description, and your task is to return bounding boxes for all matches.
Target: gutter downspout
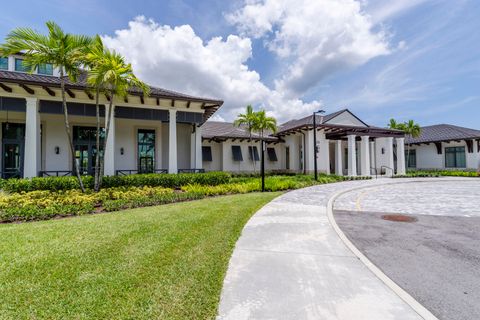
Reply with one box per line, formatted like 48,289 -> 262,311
300,131 -> 307,174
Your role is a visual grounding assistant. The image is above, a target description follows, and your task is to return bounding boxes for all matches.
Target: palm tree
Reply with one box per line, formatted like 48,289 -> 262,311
403,120 -> 421,168
388,118 -> 405,130
253,110 -> 277,138
84,35 -> 105,191
234,105 -> 258,172
0,22 -> 92,191
87,48 -> 149,189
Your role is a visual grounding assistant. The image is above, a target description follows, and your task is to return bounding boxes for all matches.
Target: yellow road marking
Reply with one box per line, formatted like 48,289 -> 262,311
355,190 -> 368,211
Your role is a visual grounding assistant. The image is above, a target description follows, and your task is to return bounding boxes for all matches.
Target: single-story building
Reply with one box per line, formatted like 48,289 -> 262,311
405,124 -> 480,170
0,54 -> 222,178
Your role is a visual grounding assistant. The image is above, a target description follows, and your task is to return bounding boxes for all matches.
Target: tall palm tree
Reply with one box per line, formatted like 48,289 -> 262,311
403,120 -> 421,168
87,48 -> 149,188
84,35 -> 105,191
253,110 -> 277,138
234,105 -> 258,172
0,22 -> 92,191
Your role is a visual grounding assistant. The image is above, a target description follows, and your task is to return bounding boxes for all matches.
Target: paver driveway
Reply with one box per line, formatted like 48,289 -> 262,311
334,179 -> 480,320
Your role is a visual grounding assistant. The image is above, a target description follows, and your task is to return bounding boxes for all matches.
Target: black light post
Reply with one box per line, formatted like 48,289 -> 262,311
261,139 -> 265,192
312,110 -> 325,181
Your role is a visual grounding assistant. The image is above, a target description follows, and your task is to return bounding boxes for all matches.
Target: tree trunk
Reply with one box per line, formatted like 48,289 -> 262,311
249,130 -> 256,174
60,68 -> 85,192
93,88 -> 101,192
98,92 -> 114,188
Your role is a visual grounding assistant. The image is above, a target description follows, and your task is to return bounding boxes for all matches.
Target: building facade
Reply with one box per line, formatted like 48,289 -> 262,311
405,124 -> 480,170
0,55 -> 222,178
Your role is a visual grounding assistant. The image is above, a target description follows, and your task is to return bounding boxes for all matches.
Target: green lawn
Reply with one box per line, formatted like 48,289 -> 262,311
0,192 -> 280,319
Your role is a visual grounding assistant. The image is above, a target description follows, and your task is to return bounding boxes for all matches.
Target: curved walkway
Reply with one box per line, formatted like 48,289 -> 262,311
217,178 -> 453,320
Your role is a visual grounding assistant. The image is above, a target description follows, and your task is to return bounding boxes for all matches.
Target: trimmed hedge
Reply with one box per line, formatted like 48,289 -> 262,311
0,172 -> 231,193
394,170 -> 479,178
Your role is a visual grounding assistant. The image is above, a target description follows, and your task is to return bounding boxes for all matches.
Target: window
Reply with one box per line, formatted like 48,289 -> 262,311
0,57 -> 8,70
137,129 -> 156,173
267,147 -> 278,161
232,145 -> 243,161
445,146 -> 466,168
405,149 -> 416,168
202,146 -> 212,161
248,146 -> 259,161
38,63 -> 53,75
15,58 -> 28,72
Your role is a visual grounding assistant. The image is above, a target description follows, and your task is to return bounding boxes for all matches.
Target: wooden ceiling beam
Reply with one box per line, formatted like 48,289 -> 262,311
84,90 -> 94,100
42,86 -> 55,96
19,83 -> 34,94
0,83 -> 12,93
66,88 -> 75,98
140,95 -> 144,104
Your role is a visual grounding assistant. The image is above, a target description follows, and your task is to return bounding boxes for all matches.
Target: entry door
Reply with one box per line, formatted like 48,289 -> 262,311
74,144 -> 100,176
2,143 -> 23,178
2,123 -> 25,179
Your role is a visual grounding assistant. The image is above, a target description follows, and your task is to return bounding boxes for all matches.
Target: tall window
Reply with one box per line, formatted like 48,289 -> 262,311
38,63 -> 53,75
0,57 -> 8,70
445,146 -> 466,168
248,146 -> 259,161
15,58 -> 28,72
232,145 -> 243,161
405,149 -> 416,168
138,129 -> 155,173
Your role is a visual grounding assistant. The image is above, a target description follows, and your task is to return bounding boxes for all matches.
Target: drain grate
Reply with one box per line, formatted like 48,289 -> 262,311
381,214 -> 417,223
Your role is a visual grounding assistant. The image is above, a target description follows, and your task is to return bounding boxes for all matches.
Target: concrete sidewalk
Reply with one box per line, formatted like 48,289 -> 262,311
217,179 -> 426,320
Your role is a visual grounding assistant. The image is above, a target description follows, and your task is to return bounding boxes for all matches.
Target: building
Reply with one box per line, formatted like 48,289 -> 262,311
0,54 -> 222,178
202,110 -> 406,176
405,124 -> 480,170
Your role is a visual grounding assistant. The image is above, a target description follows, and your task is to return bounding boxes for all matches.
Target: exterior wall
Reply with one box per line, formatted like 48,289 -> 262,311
176,123 -> 192,170
409,141 -> 480,170
283,134 -> 303,172
202,140 -> 286,173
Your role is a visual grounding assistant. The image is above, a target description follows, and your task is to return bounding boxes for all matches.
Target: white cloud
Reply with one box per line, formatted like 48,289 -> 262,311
102,16 -> 321,123
227,0 -> 391,97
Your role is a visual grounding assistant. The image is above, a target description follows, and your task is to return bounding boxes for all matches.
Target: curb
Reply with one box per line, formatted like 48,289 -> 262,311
326,180 -> 440,320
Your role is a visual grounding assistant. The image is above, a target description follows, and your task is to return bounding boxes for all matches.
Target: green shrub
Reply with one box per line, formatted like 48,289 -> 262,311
1,172 -> 231,193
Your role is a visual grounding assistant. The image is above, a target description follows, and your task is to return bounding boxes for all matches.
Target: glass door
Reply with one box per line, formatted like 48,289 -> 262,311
2,123 -> 25,179
73,126 -> 104,176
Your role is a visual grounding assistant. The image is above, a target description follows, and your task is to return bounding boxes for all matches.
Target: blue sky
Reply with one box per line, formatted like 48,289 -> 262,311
1,0 -> 479,128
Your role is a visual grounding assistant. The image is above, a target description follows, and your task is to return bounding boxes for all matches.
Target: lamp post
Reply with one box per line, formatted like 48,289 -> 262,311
312,109 -> 325,181
261,138 -> 265,192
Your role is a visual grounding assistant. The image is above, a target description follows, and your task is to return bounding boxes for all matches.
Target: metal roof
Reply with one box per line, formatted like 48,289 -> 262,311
405,124 -> 480,144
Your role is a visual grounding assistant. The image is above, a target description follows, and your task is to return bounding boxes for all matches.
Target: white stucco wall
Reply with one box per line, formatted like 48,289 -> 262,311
202,141 -> 223,171
325,111 -> 367,127
410,140 -> 479,169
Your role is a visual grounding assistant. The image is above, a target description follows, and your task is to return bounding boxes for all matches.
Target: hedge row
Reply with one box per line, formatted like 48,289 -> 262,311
0,172 -> 231,193
394,170 -> 479,178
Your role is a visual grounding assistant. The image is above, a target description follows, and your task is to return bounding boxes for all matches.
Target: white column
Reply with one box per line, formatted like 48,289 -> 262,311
396,137 -> 406,175
317,130 -> 330,174
347,134 -> 357,176
369,140 -> 376,170
24,97 -> 40,178
195,125 -> 202,169
360,136 -> 370,176
168,109 -> 177,173
385,137 -> 394,175
104,104 -> 115,176
335,140 -> 343,176
306,130 -> 315,173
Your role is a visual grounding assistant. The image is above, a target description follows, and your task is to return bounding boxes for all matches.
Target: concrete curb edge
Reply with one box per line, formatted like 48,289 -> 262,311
326,180 -> 440,320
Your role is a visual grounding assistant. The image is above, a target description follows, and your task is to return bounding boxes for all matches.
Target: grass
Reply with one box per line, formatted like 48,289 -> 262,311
0,192 -> 280,319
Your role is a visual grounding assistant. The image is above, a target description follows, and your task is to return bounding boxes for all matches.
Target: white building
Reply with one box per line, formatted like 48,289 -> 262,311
0,55 -> 222,178
405,124 -> 480,170
201,110 -> 406,176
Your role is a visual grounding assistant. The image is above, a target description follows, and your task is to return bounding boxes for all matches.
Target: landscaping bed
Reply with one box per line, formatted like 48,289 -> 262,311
0,172 -> 370,222
394,169 -> 479,178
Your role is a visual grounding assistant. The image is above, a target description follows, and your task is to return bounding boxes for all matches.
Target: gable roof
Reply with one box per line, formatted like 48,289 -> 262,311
201,121 -> 279,142
276,109 -> 367,135
405,124 -> 480,144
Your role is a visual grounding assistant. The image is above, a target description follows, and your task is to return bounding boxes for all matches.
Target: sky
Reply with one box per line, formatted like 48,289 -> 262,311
1,0 -> 479,128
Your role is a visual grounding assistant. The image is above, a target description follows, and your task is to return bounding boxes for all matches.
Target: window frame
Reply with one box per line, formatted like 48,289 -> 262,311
202,146 -> 212,162
38,63 -> 53,75
405,149 -> 416,168
248,145 -> 259,161
267,147 -> 278,161
0,57 -> 8,70
14,58 -> 29,72
445,146 -> 466,168
232,145 -> 243,161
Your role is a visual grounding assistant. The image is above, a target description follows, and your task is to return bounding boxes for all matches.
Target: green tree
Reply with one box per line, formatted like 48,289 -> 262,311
87,47 -> 149,189
0,22 -> 92,191
403,120 -> 421,168
253,109 -> 277,138
234,105 -> 258,172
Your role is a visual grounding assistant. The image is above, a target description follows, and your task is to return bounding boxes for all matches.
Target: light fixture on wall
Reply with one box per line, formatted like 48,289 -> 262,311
120,147 -> 124,155
381,147 -> 385,154
55,146 -> 60,154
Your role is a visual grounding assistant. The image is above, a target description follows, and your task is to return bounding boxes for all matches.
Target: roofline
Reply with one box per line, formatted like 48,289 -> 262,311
327,108 -> 369,127
275,122 -> 403,137
406,136 -> 480,144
